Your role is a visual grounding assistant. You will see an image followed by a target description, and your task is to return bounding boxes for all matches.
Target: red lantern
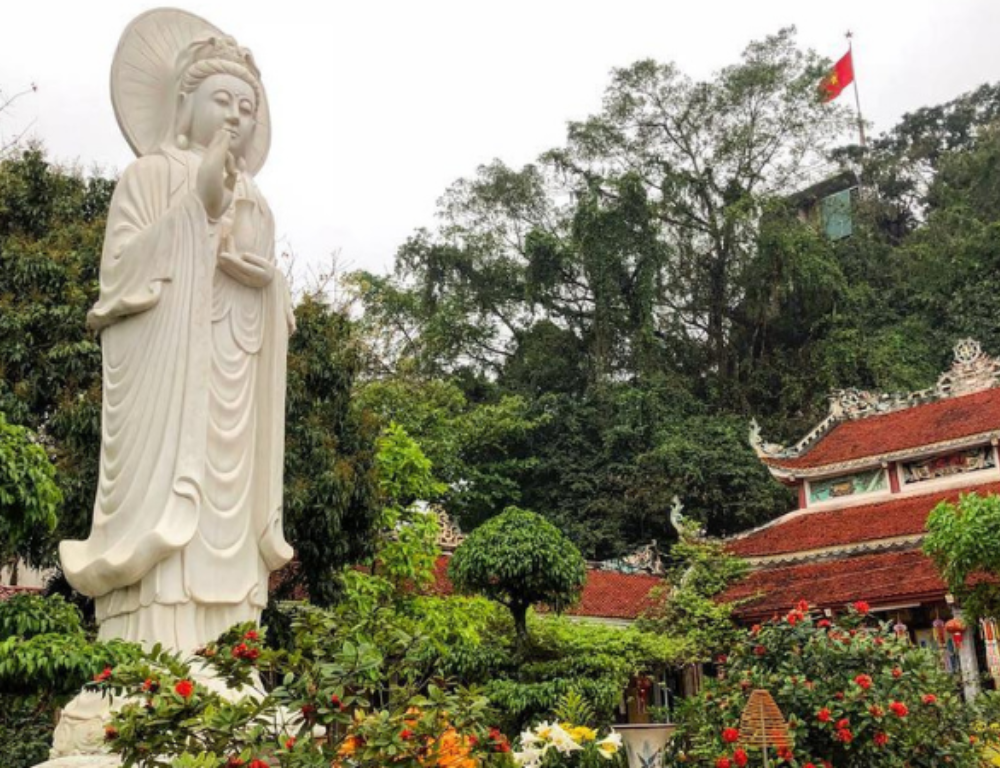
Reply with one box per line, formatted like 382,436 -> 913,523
945,617 -> 967,648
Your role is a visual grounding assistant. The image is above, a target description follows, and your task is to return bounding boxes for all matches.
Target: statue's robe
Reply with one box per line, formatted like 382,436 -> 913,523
60,146 -> 293,651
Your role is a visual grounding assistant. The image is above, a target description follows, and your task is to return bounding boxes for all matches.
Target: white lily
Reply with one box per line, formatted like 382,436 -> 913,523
547,722 -> 584,755
595,732 -> 623,759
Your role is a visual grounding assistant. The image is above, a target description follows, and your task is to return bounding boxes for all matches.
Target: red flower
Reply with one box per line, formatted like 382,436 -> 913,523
716,758 -> 732,768
301,703 -> 316,720
722,727 -> 739,743
249,760 -> 269,768
889,701 -> 909,717
835,728 -> 853,743
803,764 -> 817,768
817,619 -> 831,629
836,718 -> 850,730
854,674 -> 872,690
285,737 -> 296,750
816,708 -> 832,723
751,624 -> 761,635
495,742 -> 511,753
225,757 -> 245,768
892,667 -> 903,678
93,666 -> 112,683
140,678 -> 158,693
922,693 -> 937,705
104,725 -> 119,742
753,645 -> 766,656
244,629 -> 259,641
853,600 -> 870,614
733,748 -> 748,767
796,599 -> 810,613
777,746 -> 793,761
786,611 -> 801,626
834,691 -> 845,700
174,679 -> 194,698
489,727 -> 503,742
400,729 -> 414,741
869,705 -> 885,717
468,736 -> 479,746
874,732 -> 889,747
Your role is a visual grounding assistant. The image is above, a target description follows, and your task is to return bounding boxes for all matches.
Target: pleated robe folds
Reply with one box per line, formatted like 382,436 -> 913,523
60,147 -> 294,651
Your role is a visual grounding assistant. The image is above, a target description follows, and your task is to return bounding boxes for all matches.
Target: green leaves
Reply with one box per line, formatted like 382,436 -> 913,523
0,411 -> 62,571
924,492 -> 1000,623
449,506 -> 587,641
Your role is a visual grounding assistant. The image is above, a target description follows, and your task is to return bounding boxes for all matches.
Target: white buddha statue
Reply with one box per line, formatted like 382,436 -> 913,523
60,9 -> 294,654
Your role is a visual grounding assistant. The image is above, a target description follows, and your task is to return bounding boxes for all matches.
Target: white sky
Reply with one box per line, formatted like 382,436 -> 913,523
3,0 -> 1000,280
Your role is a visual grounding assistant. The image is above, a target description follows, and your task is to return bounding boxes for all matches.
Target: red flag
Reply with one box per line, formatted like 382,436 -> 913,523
819,51 -> 854,102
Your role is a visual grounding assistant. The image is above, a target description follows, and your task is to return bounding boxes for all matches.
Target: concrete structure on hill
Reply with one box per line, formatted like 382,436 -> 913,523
728,338 -> 1000,699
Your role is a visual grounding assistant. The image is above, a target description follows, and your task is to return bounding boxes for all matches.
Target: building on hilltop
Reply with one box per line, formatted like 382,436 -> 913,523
725,339 -> 1000,699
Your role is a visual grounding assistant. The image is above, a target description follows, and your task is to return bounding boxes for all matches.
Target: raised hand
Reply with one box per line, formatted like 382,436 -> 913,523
196,129 -> 237,220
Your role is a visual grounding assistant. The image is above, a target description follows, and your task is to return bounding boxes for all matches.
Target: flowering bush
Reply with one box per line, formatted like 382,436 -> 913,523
668,601 -> 990,767
95,616 -> 514,768
513,721 -> 621,768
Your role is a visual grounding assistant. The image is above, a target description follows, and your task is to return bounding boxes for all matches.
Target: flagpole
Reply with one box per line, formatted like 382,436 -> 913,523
847,31 -> 867,148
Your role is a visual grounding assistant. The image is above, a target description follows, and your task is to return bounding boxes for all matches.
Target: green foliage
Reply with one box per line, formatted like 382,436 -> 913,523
101,616 -> 512,768
637,528 -> 749,661
449,507 -> 587,640
924,492 -> 1000,623
370,422 -> 446,591
0,592 -> 141,767
354,377 -> 543,529
0,146 -> 110,560
0,411 -> 62,572
670,604 -> 983,767
280,294 -> 381,606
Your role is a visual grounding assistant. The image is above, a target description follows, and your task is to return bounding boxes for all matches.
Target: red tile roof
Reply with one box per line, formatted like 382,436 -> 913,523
729,479 -> 1000,559
767,388 -> 1000,470
724,549 -> 947,620
431,555 -> 662,621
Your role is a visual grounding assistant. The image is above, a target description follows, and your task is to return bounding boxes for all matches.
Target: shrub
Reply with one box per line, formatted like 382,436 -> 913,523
669,602 -> 986,767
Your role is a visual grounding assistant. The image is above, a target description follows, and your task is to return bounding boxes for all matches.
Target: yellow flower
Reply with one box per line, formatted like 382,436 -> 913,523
565,725 -> 597,743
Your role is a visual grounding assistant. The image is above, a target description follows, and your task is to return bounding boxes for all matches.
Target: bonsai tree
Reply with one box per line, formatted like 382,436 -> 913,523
449,506 -> 586,643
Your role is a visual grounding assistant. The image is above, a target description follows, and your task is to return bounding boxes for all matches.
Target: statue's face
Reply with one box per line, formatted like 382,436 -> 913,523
186,73 -> 256,159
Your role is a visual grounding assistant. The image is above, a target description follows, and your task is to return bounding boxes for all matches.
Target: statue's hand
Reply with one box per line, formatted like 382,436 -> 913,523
218,243 -> 274,288
196,129 -> 237,221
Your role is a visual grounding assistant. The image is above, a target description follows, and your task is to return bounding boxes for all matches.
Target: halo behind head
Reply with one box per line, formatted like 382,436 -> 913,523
110,7 -> 271,175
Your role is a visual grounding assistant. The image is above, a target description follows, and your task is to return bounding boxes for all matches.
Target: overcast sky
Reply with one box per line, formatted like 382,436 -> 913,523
4,0 -> 1000,280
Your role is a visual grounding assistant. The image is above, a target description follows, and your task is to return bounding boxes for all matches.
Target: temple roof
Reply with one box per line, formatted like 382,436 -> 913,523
752,339 -> 1000,477
724,548 -> 947,621
729,478 -> 1000,561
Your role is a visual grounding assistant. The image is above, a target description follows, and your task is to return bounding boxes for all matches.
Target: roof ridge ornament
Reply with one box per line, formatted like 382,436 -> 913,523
750,339 -> 1000,461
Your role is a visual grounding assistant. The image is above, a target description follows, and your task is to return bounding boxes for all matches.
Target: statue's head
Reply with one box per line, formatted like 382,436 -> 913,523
174,36 -> 263,163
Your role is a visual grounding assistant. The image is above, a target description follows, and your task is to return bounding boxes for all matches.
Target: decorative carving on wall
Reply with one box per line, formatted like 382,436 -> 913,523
901,446 -> 997,485
596,541 -> 664,576
808,468 -> 887,503
433,507 -> 466,551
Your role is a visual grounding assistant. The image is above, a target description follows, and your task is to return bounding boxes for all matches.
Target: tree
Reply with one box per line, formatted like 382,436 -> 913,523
448,506 -> 586,643
280,295 -> 381,606
0,412 -> 62,580
0,146 -> 111,560
924,491 -> 1000,623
